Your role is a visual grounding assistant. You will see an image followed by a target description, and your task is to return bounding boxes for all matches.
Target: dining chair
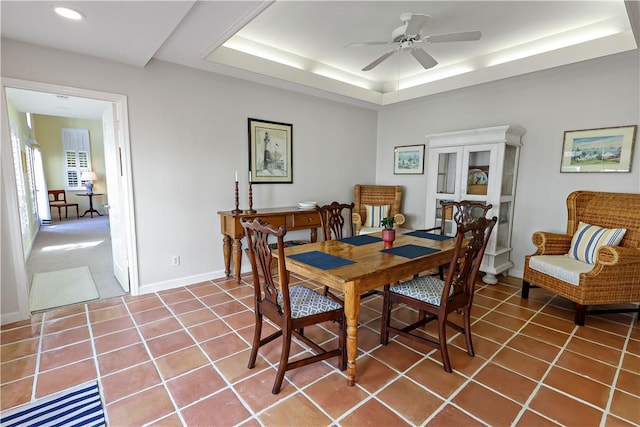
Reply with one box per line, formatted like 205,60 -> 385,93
241,218 -> 346,394
415,201 -> 492,280
316,201 -> 380,300
48,189 -> 79,221
317,201 -> 355,241
380,201 -> 497,373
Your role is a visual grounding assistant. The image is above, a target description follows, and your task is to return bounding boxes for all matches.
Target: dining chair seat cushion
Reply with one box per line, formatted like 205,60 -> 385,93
568,222 -> 626,264
278,285 -> 342,318
389,275 -> 448,306
364,204 -> 390,228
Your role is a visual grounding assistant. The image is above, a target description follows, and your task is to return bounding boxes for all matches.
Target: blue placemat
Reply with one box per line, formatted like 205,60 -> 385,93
339,235 -> 382,246
404,230 -> 453,241
381,244 -> 441,259
288,251 -> 355,270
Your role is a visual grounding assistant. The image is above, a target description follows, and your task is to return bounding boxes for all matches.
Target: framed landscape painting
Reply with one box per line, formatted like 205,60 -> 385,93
560,125 -> 637,173
394,144 -> 425,175
248,118 -> 293,183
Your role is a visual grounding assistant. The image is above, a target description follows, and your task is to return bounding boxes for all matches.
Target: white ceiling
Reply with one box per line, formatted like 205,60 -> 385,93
1,0 -> 638,115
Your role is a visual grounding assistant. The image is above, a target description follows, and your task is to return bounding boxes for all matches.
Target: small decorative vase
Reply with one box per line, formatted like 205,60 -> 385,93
382,229 -> 395,249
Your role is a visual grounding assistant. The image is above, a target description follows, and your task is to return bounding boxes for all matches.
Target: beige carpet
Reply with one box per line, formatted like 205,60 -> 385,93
29,266 -> 99,312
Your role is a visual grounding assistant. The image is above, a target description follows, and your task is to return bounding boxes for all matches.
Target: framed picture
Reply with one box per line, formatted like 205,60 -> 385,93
394,144 -> 425,175
560,125 -> 637,173
248,118 -> 293,183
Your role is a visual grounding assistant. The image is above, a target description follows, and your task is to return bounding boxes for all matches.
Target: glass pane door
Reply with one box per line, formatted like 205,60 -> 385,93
466,149 -> 491,196
436,152 -> 457,195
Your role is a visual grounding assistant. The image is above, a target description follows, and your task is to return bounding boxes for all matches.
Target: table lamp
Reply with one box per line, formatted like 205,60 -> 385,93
80,171 -> 97,193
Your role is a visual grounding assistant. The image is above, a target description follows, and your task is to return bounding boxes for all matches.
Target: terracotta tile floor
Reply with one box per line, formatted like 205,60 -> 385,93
2,274 -> 639,426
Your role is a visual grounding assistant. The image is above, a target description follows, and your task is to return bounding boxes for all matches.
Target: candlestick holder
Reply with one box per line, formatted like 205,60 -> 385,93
246,181 -> 256,214
231,181 -> 242,215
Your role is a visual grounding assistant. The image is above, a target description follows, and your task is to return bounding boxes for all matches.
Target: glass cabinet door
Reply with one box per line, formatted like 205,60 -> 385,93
434,198 -> 456,235
501,145 -> 517,196
464,148 -> 491,197
436,151 -> 458,196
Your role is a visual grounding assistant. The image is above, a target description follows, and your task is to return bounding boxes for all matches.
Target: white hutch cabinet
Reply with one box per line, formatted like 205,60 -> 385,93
425,125 -> 525,284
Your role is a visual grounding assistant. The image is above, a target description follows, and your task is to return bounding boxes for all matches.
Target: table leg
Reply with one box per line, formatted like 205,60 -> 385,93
222,235 -> 231,277
232,238 -> 243,283
343,281 -> 361,386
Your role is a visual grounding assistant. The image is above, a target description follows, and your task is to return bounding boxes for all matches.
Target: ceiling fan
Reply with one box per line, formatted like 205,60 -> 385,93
347,13 -> 482,71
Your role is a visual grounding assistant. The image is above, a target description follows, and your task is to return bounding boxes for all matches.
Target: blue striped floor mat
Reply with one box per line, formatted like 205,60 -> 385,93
1,381 -> 105,427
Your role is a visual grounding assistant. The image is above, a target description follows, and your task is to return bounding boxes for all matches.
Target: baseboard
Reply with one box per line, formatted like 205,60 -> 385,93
137,265 -> 252,295
1,310 -> 27,326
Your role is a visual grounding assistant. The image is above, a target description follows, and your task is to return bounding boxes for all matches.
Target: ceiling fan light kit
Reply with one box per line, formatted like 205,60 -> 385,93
351,12 -> 482,72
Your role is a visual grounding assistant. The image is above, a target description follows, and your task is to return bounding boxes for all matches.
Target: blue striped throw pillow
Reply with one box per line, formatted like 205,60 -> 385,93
568,222 -> 626,264
364,204 -> 390,228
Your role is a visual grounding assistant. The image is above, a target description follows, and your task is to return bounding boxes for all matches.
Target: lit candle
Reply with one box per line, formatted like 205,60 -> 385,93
235,171 -> 238,182
249,171 -> 252,183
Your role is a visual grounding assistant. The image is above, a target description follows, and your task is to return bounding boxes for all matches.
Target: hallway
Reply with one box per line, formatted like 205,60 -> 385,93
26,215 -> 127,305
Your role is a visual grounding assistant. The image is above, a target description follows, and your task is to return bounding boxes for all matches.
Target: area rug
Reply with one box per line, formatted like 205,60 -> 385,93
29,266 -> 99,312
0,381 -> 105,427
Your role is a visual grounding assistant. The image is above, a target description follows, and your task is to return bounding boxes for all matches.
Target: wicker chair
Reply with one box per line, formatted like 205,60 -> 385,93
352,184 -> 405,235
522,191 -> 640,325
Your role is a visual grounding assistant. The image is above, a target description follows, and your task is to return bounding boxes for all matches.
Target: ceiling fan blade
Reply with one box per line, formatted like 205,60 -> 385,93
410,48 -> 438,70
345,41 -> 391,48
362,50 -> 396,71
425,31 -> 482,43
405,14 -> 430,35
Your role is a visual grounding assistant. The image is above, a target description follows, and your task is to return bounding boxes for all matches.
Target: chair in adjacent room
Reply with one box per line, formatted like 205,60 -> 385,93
241,218 -> 346,394
48,189 -> 79,221
380,201 -> 497,373
522,191 -> 640,325
352,184 -> 405,235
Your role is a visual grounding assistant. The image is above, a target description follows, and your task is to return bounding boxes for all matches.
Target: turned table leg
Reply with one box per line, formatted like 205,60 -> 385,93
343,281 -> 361,386
232,238 -> 243,283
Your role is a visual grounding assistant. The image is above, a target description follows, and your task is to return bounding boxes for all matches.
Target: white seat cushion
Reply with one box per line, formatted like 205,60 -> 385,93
278,285 -> 342,319
529,255 -> 593,286
389,275 -> 447,306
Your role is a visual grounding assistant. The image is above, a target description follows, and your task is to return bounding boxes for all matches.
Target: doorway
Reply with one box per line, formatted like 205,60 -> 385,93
2,78 -> 139,319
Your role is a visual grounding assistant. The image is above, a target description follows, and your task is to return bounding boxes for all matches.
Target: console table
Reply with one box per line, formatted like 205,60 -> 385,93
217,207 -> 321,282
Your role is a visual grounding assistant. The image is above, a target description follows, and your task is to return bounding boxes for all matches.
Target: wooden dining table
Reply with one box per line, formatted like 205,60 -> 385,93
278,230 -> 458,386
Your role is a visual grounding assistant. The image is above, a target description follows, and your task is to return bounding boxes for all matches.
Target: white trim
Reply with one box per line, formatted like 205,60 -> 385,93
1,78 -> 139,323
1,84 -> 31,322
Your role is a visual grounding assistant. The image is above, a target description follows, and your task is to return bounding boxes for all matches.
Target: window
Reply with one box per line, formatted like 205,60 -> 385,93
62,128 -> 91,190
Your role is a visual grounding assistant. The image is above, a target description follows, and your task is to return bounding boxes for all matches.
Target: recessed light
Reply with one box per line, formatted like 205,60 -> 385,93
53,7 -> 84,21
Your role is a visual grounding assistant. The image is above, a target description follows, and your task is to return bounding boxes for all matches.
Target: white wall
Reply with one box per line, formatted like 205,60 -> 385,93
1,38 -> 638,324
1,39 -> 378,303
377,50 -> 640,277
